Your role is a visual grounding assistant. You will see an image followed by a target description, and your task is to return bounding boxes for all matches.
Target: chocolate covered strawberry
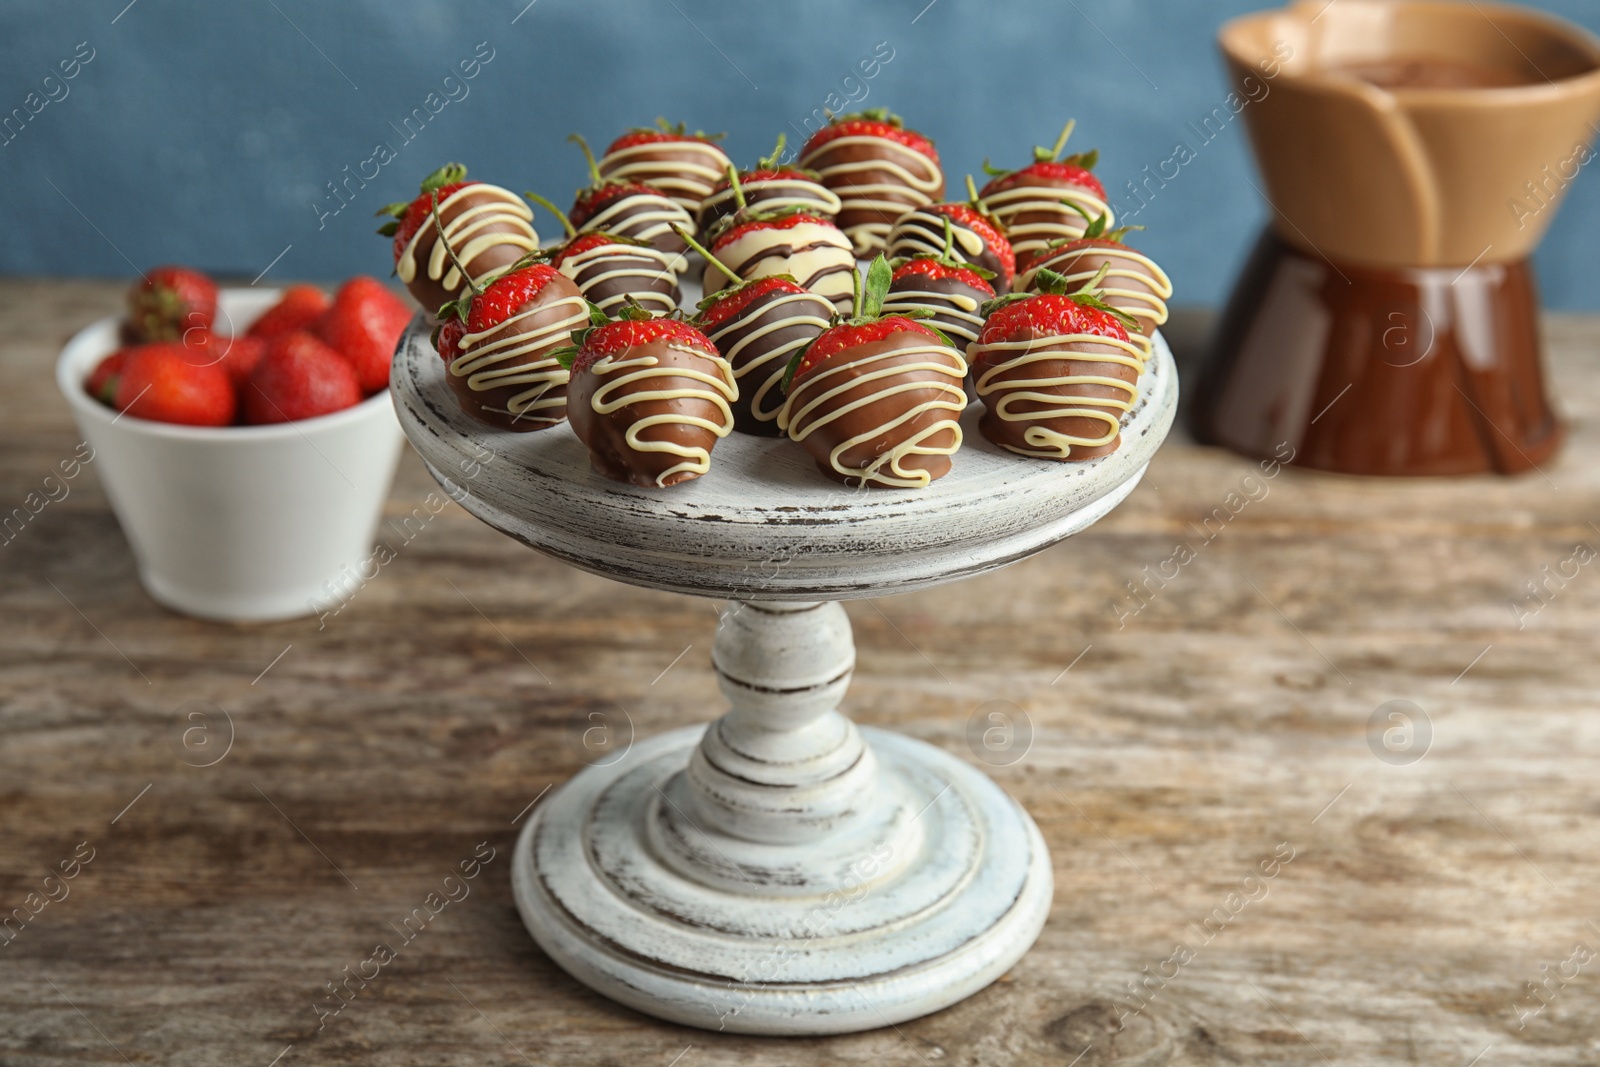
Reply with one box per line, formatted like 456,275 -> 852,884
778,256 -> 967,488
979,121 -> 1113,269
555,306 -> 736,488
595,119 -> 732,214
798,109 -> 945,255
376,163 -> 540,316
527,192 -> 682,316
696,135 -> 842,244
438,260 -> 587,432
683,226 -> 833,436
704,204 -> 856,314
1018,209 -> 1172,361
568,134 -> 694,258
887,175 -> 1016,290
124,266 -> 218,343
970,266 -> 1145,461
881,216 -> 996,360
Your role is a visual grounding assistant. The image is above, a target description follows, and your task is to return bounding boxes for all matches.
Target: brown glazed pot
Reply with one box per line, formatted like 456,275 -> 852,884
1193,0 -> 1600,476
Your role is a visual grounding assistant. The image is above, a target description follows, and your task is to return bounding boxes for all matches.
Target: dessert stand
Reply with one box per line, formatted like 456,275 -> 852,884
391,305 -> 1177,1035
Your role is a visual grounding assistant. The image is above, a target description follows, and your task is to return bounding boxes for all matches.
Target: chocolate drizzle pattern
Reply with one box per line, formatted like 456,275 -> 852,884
798,136 -> 944,255
597,141 -> 732,213
397,184 -> 540,307
557,242 -> 684,315
697,176 -> 842,244
779,334 -> 968,488
452,292 -> 588,428
705,220 -> 858,314
704,289 -> 834,434
886,206 -> 1008,285
576,343 -> 737,487
981,184 -> 1112,267
578,191 -> 695,260
971,331 -> 1144,459
1018,245 -> 1172,360
882,275 -> 989,355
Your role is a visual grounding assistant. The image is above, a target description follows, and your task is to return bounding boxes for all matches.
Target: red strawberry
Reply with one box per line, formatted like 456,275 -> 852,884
86,349 -> 132,406
433,316 -> 466,363
243,332 -> 362,424
710,211 -> 831,254
697,276 -> 810,331
605,126 -> 723,155
211,335 -> 269,388
937,203 -> 1015,285
801,115 -> 939,166
377,164 -> 474,266
463,264 -> 569,334
547,232 -> 618,270
125,266 -> 218,343
979,119 -> 1105,200
889,257 -> 995,296
247,285 -> 329,339
567,316 -> 717,373
570,180 -> 654,228
976,291 -> 1131,354
790,317 -> 938,384
314,276 -> 412,392
114,342 -> 236,426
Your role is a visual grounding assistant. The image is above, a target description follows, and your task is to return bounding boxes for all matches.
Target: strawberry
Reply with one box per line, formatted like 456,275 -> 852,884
978,122 -> 1113,270
461,263 -> 569,335
247,285 -> 329,339
604,120 -> 724,156
697,135 -> 841,242
114,342 -> 236,427
125,266 -> 218,343
432,316 -> 466,364
976,276 -> 1133,353
546,232 -> 617,272
697,275 -> 810,331
314,275 -> 412,392
778,255 -> 966,489
560,313 -> 718,375
243,332 -> 362,424
596,119 -> 732,213
180,330 -> 269,388
980,159 -> 1106,201
376,163 -> 473,266
800,112 -> 939,166
86,349 -> 132,407
710,209 -> 830,254
569,179 -> 658,230
889,256 -> 995,296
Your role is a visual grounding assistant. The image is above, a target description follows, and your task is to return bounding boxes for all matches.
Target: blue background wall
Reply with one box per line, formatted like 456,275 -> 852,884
3,0 -> 1598,308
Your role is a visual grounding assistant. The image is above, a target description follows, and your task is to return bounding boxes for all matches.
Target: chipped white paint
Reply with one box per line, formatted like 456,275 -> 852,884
391,289 -> 1176,1035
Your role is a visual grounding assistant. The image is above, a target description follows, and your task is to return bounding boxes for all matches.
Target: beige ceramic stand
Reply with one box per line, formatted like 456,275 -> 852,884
391,310 -> 1177,1035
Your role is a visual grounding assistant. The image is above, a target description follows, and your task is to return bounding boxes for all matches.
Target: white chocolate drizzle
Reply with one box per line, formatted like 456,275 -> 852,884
597,140 -> 732,212
397,184 -> 540,295
970,332 -> 1144,459
881,284 -> 987,349
1016,246 -> 1173,360
886,207 -> 990,271
778,339 -> 968,489
705,220 -> 857,313
580,192 -> 695,264
704,291 -> 833,426
799,135 -> 944,254
698,176 -> 842,230
557,241 -> 684,315
453,294 -> 588,425
589,347 -> 737,486
980,183 -> 1112,266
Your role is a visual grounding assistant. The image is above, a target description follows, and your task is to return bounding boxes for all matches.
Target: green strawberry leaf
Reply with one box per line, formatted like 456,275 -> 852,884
859,255 -> 893,320
375,200 -> 411,218
551,344 -> 580,371
1064,148 -> 1099,171
420,163 -> 467,194
376,221 -> 400,237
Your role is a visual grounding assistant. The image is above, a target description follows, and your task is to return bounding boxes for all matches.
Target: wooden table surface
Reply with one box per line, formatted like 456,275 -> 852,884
4,279 -> 1599,1067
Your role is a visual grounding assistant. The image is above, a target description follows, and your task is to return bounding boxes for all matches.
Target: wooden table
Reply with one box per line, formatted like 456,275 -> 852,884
4,279 -> 1598,1066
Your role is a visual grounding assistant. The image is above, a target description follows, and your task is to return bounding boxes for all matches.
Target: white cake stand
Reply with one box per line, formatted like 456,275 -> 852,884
391,306 -> 1177,1036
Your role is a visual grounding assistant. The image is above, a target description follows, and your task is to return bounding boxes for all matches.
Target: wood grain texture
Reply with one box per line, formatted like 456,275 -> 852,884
4,279 -> 1600,1065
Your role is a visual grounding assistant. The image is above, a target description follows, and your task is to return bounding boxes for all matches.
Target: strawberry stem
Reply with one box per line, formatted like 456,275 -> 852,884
937,215 -> 961,269
524,190 -> 577,238
1047,120 -> 1076,163
569,133 -> 603,186
726,163 -> 747,211
430,190 -> 482,299
421,162 -> 468,194
756,134 -> 786,172
673,225 -> 741,285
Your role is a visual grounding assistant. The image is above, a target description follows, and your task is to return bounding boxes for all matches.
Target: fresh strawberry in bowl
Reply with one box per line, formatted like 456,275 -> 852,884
58,279 -> 406,621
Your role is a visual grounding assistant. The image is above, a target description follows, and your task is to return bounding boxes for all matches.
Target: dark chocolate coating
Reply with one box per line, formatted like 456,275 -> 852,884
886,207 -> 1013,290
703,288 -> 834,436
574,189 -> 693,258
975,333 -> 1139,461
783,332 -> 966,488
596,141 -> 731,213
558,245 -> 681,316
399,186 -> 537,318
696,175 -> 840,245
567,340 -> 734,488
882,273 -> 991,356
446,272 -> 583,433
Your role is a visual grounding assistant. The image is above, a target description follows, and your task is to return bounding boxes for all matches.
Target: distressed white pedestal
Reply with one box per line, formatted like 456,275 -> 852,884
392,313 -> 1177,1035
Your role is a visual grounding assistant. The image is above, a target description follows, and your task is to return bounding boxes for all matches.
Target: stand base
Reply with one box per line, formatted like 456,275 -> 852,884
1192,229 -> 1563,477
512,724 -> 1052,1036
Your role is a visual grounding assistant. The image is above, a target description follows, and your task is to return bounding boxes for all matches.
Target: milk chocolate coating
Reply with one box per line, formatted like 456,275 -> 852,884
975,334 -> 1139,461
783,333 -> 965,488
707,288 -> 834,436
884,274 -> 990,356
574,189 -> 693,258
1028,244 -> 1165,335
697,176 -> 840,245
597,143 -> 730,213
560,246 -> 681,315
567,341 -> 733,488
402,187 -> 535,317
801,140 -> 945,253
446,272 -> 583,433
703,221 -> 858,316
887,208 -> 1012,289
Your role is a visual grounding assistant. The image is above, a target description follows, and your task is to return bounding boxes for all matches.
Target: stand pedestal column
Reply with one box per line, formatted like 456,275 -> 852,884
511,599 -> 1054,1035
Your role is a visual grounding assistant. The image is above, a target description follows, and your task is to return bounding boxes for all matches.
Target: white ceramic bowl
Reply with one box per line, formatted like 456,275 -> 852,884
56,287 -> 407,623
